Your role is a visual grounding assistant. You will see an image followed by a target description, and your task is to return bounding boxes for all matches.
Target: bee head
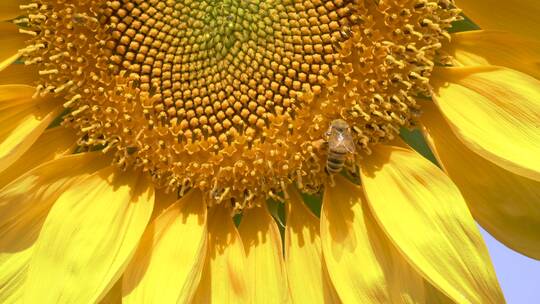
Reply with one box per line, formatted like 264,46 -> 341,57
331,119 -> 350,132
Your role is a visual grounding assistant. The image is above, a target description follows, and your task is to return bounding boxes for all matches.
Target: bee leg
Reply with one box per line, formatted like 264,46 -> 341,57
328,174 -> 336,187
344,160 -> 357,177
312,139 -> 327,150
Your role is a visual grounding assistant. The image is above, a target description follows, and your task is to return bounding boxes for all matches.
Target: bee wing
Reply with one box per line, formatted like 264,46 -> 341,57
328,129 -> 356,153
341,131 -> 356,153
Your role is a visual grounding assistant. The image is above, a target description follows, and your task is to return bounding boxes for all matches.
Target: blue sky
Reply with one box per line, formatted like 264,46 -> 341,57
480,227 -> 540,303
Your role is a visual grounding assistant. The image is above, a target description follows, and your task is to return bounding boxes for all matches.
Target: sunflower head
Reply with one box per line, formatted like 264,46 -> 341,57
4,0 -> 540,302
21,0 -> 458,209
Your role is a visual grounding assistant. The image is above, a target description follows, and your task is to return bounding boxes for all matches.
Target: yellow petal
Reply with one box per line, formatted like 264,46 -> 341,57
152,188 -> 179,217
23,167 -> 155,304
0,63 -> 39,85
447,30 -> 540,79
0,259 -> 27,304
0,153 -> 110,304
420,101 -> 540,260
321,175 -> 425,304
99,278 -> 122,304
192,206 -> 248,304
0,84 -> 36,109
423,280 -> 454,304
454,0 -> 539,40
239,205 -> 290,303
432,66 -> 540,182
0,85 -> 62,173
0,1 -> 25,21
284,188 -> 339,304
122,190 -> 207,304
0,22 -> 26,71
0,127 -> 77,189
361,145 -> 505,303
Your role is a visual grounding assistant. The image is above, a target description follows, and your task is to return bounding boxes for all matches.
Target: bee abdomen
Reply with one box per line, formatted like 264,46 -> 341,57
326,151 -> 346,174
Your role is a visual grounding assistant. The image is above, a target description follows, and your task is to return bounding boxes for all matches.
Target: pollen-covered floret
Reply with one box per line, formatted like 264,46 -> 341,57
19,0 -> 459,209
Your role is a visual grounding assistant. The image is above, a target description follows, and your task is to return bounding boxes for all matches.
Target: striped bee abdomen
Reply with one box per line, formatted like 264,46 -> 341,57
326,150 -> 347,174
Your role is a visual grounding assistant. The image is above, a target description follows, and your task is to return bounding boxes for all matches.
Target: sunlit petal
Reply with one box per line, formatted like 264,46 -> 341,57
432,66 -> 540,181
446,31 -> 540,79
285,188 -> 339,304
122,190 -> 207,304
321,175 -> 425,303
0,127 -> 77,189
23,167 -> 154,303
239,205 -> 290,303
0,85 -> 62,173
361,145 -> 505,303
192,205 -> 248,303
0,153 -> 110,303
420,101 -> 540,260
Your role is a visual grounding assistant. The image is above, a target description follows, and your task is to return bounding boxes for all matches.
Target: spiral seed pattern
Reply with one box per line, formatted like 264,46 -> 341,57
20,0 -> 459,208
102,0 -> 355,142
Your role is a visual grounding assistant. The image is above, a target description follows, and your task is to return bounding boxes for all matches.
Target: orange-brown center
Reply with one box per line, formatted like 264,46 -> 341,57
21,0 -> 459,208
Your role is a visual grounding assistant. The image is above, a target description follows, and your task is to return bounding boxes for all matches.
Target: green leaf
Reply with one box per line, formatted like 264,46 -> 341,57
400,127 -> 439,166
449,14 -> 480,33
301,192 -> 322,218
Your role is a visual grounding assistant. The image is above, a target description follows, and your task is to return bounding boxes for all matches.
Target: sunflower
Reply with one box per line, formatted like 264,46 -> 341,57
0,0 -> 538,302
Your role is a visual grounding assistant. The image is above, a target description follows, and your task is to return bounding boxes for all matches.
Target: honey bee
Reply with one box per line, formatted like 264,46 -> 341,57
325,119 -> 355,174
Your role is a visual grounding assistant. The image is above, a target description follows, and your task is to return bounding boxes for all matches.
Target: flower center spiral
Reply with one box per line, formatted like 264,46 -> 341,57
102,0 -> 351,142
20,0 -> 458,209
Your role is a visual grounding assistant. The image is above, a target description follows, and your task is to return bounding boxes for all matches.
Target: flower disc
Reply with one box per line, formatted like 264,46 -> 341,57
22,0 -> 458,207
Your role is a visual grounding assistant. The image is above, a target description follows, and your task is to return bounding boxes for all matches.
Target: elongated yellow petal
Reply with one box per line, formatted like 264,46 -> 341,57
423,280 -> 454,304
23,167 -> 155,304
432,66 -> 540,182
0,260 -> 27,304
122,190 -> 207,304
152,188 -> 179,216
239,205 -> 290,303
361,145 -> 505,303
447,30 -> 540,79
0,85 -> 62,173
192,206 -> 248,304
455,0 -> 539,40
0,127 -> 77,189
0,84 -> 36,110
0,1 -> 25,21
285,188 -> 339,304
0,22 -> 26,71
420,101 -> 540,260
0,153 -> 110,304
322,175 -> 425,304
0,63 -> 39,85
100,278 -> 122,304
